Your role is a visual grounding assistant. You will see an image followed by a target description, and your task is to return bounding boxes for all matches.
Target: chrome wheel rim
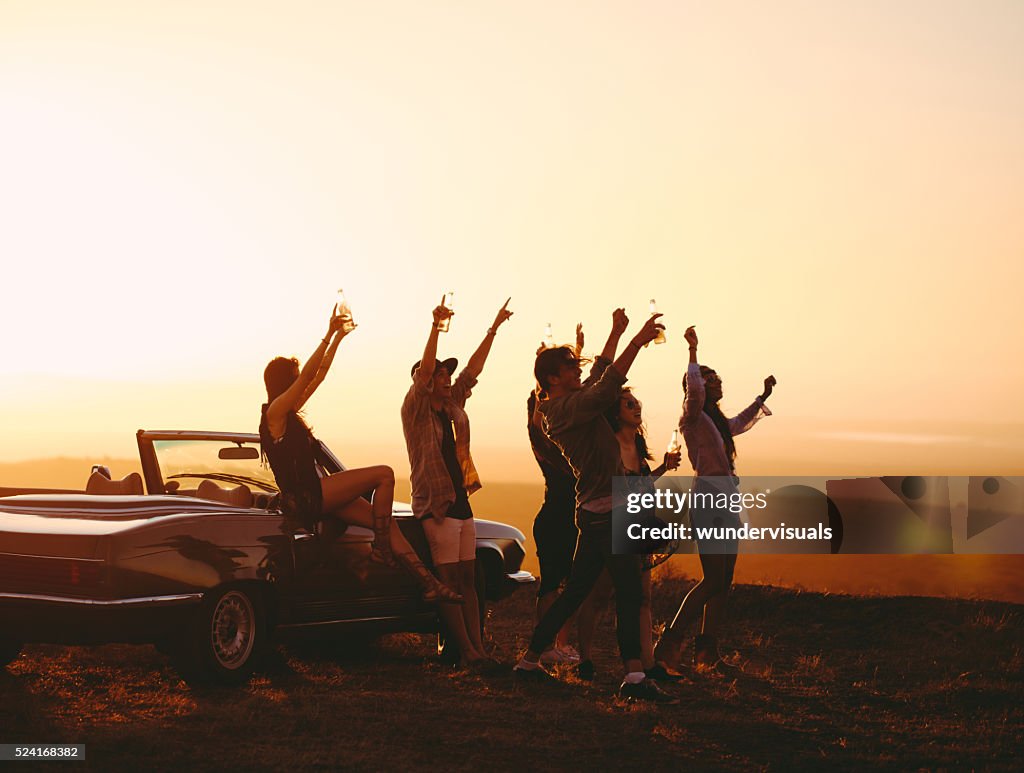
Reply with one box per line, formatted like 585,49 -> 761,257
210,591 -> 255,670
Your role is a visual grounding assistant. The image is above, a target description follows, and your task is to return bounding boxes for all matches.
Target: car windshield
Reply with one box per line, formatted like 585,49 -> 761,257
153,439 -> 279,493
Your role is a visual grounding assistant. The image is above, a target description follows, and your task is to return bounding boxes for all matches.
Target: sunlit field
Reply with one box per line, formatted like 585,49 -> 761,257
3,576 -> 1020,771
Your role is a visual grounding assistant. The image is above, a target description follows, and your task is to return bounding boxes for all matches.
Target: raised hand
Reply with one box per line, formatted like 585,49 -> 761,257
575,323 -> 584,356
432,295 -> 454,327
633,313 -> 665,347
329,304 -> 355,336
762,375 -> 777,400
684,326 -> 698,349
491,297 -> 513,330
611,307 -> 629,337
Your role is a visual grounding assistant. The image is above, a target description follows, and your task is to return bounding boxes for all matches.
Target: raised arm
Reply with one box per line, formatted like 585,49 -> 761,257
729,375 -> 776,435
581,309 -> 627,385
464,298 -> 513,379
557,314 -> 666,426
681,326 -> 704,429
599,308 -> 629,361
267,307 -> 347,427
414,299 -> 453,389
296,325 -> 348,411
610,314 -> 664,379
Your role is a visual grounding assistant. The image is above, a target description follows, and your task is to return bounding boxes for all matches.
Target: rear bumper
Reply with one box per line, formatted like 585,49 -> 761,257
0,592 -> 203,644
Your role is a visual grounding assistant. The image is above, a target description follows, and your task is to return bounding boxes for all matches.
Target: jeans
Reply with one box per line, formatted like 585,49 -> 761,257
529,508 -> 643,663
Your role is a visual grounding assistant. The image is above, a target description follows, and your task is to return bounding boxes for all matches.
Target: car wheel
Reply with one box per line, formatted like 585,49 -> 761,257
174,585 -> 266,685
0,640 -> 23,667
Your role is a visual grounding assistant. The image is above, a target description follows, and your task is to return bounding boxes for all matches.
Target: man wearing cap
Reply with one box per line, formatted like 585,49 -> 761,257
402,297 -> 513,666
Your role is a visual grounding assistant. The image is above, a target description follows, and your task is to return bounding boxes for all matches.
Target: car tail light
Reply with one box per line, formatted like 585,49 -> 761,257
0,556 -> 105,596
69,561 -> 104,586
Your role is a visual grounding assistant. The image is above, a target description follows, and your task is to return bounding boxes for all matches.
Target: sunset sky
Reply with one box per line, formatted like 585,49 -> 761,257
2,1 -> 1023,482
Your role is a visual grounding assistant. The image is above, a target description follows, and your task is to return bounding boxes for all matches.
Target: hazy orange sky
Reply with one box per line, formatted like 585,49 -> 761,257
2,1 -> 1023,482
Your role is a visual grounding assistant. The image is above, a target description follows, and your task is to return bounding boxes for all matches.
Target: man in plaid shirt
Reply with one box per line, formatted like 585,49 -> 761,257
402,296 -> 513,666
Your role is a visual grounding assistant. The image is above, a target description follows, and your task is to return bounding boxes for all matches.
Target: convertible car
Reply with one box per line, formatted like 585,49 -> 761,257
0,430 -> 533,683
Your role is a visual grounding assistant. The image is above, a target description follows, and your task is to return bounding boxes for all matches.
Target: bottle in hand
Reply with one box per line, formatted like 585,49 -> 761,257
649,299 -> 666,345
543,322 -> 554,349
437,291 -> 455,333
336,288 -> 357,333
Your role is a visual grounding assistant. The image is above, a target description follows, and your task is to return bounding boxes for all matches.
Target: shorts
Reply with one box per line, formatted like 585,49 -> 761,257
422,516 -> 477,565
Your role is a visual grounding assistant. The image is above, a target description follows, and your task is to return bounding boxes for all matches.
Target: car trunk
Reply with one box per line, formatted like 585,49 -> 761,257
0,494 -> 245,598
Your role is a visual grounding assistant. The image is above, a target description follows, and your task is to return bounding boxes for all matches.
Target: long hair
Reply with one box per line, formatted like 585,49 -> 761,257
684,365 -> 737,468
264,356 -> 299,403
604,387 -> 653,462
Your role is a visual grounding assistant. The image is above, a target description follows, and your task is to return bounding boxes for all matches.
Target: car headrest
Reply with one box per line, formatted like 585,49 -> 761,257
86,471 -> 144,495
197,479 -> 254,508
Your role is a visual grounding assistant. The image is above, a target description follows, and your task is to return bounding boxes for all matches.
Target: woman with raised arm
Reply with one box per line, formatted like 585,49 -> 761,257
654,325 -> 776,672
260,304 -> 462,605
402,297 -> 513,666
599,387 -> 682,682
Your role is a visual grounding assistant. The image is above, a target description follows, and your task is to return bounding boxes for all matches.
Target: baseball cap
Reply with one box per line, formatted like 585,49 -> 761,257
410,357 -> 458,379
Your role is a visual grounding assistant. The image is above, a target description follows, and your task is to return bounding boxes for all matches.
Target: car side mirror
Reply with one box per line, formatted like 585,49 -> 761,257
218,446 -> 260,460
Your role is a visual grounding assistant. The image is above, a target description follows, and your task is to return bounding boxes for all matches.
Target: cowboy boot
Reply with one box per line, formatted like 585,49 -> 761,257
394,549 -> 464,605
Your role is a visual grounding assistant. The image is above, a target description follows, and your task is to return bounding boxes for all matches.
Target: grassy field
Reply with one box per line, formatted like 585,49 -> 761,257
2,571 -> 1021,772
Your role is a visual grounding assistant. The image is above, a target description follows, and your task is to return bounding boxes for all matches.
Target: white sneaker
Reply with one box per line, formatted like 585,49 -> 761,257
559,644 -> 580,660
539,646 -> 581,666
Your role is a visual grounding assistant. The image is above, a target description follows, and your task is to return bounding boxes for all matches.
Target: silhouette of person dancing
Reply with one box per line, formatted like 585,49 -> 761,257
515,309 -> 677,703
654,325 -> 776,672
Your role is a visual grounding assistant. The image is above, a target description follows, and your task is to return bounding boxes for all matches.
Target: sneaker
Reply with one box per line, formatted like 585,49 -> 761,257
576,659 -> 596,681
539,646 -> 581,666
617,678 -> 679,704
644,663 -> 685,682
513,663 -> 557,683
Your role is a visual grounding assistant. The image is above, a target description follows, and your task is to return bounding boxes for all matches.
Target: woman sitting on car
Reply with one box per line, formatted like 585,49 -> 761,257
259,305 -> 462,605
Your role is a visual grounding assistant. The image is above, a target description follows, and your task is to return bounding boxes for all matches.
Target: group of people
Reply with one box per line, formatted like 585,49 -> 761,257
259,298 -> 776,701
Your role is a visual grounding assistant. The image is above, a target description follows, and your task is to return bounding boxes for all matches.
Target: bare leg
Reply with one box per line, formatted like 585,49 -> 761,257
436,561 -> 483,662
699,551 -> 737,637
321,466 -> 395,564
654,552 -> 730,669
334,498 -> 462,603
695,552 -> 736,664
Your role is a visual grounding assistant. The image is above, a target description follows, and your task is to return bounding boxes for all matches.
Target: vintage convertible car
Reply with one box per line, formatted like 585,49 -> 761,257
0,430 -> 533,683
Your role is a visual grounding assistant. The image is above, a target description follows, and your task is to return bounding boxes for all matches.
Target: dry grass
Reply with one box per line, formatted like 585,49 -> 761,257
2,578 -> 1022,771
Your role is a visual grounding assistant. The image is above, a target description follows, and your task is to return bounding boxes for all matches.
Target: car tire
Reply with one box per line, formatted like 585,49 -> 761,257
174,585 -> 266,686
0,640 -> 23,667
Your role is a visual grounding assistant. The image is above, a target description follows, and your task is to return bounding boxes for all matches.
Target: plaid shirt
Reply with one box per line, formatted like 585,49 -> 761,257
401,368 -> 481,520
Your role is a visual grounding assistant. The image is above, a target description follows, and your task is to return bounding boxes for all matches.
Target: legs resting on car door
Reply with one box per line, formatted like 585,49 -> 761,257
322,469 -> 463,605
